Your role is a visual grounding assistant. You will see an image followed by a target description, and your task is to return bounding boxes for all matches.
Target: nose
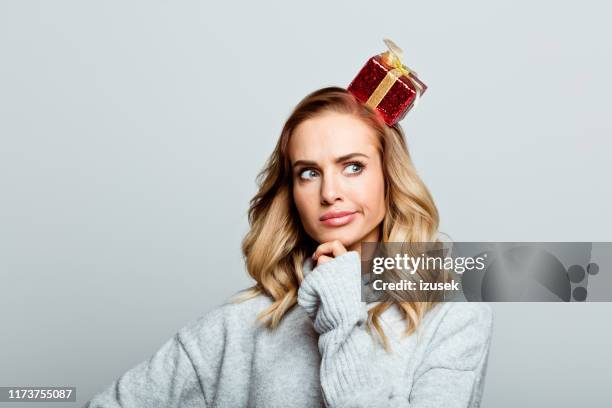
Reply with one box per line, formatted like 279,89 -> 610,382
320,172 -> 343,205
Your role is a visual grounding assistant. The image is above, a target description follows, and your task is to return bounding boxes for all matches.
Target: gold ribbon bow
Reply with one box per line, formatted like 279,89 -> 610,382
365,38 -> 424,112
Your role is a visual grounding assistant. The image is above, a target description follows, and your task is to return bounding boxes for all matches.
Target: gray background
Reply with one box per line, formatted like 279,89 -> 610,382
0,0 -> 610,407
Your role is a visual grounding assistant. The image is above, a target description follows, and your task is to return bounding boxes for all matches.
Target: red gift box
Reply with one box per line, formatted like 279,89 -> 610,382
348,39 -> 427,126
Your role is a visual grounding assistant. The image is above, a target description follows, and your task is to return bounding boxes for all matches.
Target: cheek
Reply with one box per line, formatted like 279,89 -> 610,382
293,186 -> 316,221
353,171 -> 385,213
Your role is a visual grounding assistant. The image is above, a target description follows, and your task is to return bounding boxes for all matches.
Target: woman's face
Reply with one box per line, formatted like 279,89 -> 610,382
288,111 -> 386,251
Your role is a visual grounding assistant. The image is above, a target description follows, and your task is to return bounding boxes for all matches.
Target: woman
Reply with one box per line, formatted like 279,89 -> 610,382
85,87 -> 493,408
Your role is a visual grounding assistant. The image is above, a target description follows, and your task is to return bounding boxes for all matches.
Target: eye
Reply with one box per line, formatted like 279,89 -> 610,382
344,162 -> 365,175
298,168 -> 319,180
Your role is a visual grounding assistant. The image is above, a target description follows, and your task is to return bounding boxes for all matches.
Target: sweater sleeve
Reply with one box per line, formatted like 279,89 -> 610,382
83,333 -> 207,408
297,251 -> 494,408
298,251 -> 393,407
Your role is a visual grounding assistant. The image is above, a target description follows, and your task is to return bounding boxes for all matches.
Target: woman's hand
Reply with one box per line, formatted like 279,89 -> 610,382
300,241 -> 365,333
312,240 -> 348,267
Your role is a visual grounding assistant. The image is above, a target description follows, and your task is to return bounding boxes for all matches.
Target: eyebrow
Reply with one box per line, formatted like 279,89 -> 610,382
292,152 -> 370,169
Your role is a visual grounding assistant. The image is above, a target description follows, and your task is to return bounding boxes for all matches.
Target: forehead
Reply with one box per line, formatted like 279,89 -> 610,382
288,112 -> 379,161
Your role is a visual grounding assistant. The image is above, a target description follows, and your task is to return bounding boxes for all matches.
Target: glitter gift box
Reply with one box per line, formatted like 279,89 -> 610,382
347,39 -> 427,126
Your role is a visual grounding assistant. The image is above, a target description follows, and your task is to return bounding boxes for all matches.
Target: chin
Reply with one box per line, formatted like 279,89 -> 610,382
316,231 -> 360,248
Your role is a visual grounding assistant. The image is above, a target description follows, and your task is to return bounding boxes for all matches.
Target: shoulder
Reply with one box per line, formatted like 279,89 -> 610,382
179,292 -> 273,338
435,302 -> 493,333
423,301 -> 493,333
175,292 -> 273,355
418,302 -> 494,371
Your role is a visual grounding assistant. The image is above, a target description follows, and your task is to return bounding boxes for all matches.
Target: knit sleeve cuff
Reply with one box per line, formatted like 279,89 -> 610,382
297,251 -> 367,334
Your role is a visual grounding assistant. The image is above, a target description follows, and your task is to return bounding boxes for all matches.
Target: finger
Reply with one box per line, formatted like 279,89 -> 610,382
330,240 -> 348,257
312,241 -> 335,260
315,254 -> 334,267
313,240 -> 348,260
312,243 -> 331,260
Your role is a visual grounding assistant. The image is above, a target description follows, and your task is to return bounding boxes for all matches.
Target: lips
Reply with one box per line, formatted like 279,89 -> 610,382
319,210 -> 357,221
319,210 -> 358,227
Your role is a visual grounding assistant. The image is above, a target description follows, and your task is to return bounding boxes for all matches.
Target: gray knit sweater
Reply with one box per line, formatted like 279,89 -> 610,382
85,251 -> 493,407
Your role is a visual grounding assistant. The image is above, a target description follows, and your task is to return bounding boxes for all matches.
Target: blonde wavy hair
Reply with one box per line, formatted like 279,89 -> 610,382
231,86 -> 444,351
